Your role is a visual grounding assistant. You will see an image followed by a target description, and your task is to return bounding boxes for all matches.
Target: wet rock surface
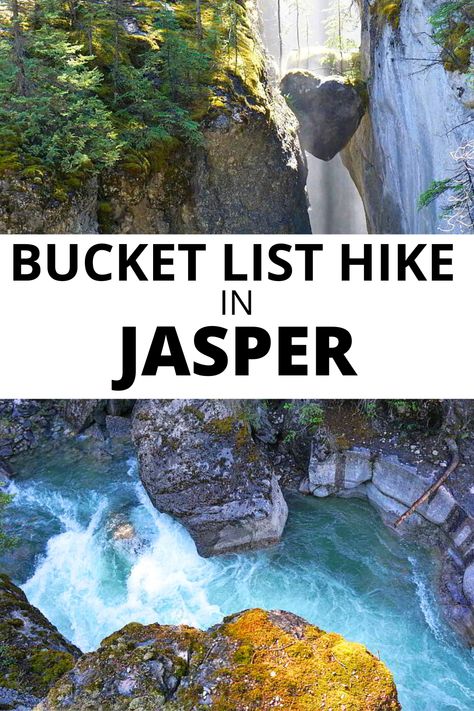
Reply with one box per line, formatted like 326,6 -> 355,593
37,609 -> 400,711
343,0 -> 474,233
0,575 -> 80,709
132,400 -> 288,556
280,71 -> 364,161
296,431 -> 474,644
2,398 -> 474,648
0,401 -> 64,460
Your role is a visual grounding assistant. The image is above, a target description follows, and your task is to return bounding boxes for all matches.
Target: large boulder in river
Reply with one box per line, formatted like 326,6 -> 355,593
38,608 -> 400,710
132,400 -> 288,556
0,575 -> 80,710
280,71 -> 364,161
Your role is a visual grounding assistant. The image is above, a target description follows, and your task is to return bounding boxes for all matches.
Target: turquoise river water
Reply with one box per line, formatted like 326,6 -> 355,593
1,440 -> 473,710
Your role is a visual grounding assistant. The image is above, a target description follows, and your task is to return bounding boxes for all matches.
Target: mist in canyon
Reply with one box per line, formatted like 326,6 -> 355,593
259,0 -> 368,234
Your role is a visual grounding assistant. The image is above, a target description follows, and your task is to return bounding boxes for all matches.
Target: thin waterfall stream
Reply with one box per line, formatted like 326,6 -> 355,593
259,0 -> 368,233
1,440 -> 474,710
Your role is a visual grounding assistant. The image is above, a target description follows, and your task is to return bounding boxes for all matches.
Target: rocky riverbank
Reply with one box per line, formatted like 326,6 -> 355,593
1,398 -> 474,647
0,574 -> 80,710
0,575 -> 399,711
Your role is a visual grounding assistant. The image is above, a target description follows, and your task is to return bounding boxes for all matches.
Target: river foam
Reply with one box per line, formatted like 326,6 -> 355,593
2,443 -> 474,710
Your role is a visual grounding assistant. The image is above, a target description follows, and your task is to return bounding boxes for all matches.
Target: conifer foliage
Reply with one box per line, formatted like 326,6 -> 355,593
0,0 -> 240,180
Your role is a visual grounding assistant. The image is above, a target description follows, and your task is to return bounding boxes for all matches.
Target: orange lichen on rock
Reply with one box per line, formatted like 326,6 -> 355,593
213,609 -> 401,710
39,609 -> 400,710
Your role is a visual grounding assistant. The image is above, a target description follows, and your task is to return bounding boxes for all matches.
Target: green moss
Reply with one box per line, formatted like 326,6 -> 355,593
430,2 -> 473,74
0,151 -> 22,176
97,200 -> 115,233
183,405 -> 205,422
371,0 -> 403,29
29,650 -> 75,691
210,609 -> 400,711
204,416 -> 236,436
441,21 -> 472,72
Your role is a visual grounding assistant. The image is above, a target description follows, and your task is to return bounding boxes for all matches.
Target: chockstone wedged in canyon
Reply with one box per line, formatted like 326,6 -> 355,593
0,0 -> 471,234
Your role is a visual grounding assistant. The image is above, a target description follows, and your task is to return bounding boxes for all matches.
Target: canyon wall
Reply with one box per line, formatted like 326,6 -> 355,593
0,1 -> 310,235
343,0 -> 473,233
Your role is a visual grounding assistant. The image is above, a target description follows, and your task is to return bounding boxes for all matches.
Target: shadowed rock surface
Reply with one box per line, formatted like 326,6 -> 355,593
37,608 -> 400,710
0,575 -> 80,710
132,400 -> 288,556
280,71 -> 364,161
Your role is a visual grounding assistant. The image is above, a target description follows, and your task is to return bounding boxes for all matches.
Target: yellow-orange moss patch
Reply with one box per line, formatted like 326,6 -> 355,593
212,609 -> 400,711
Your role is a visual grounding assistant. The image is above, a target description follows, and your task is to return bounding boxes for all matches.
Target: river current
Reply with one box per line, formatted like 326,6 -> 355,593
1,440 -> 473,710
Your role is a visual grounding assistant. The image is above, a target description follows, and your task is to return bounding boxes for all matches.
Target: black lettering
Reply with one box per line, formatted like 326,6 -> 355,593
85,243 -> 112,281
397,244 -> 426,281
235,327 -> 271,375
432,244 -> 453,281
152,245 -> 174,281
295,244 -> 323,280
279,327 -> 308,375
342,243 -> 372,281
13,244 -> 40,280
268,244 -> 292,281
178,244 -> 205,281
224,244 -> 247,281
316,327 -> 357,375
142,327 -> 190,375
118,244 -> 147,281
112,327 -> 137,391
194,326 -> 228,375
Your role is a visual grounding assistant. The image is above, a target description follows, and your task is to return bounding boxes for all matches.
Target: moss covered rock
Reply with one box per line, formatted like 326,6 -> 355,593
38,609 -> 400,710
132,400 -> 288,556
0,0 -> 310,235
0,574 -> 80,708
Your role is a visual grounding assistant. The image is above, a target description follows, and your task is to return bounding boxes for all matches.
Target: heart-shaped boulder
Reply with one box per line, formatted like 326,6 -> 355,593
281,70 -> 365,161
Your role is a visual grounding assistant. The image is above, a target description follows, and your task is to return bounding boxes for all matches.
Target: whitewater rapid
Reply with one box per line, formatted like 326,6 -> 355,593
2,444 -> 474,710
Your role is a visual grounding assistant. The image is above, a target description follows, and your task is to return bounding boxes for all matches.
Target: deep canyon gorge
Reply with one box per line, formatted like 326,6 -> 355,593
0,0 -> 472,233
0,399 -> 474,709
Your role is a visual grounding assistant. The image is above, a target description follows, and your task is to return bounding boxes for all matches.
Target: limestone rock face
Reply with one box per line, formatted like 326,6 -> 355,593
100,84 -> 310,234
0,575 -> 80,710
0,178 -> 98,234
62,400 -> 135,432
37,608 -> 400,711
62,400 -> 107,432
0,400 -> 62,459
280,71 -> 364,161
464,564 -> 474,606
343,0 -> 474,233
132,400 -> 288,556
300,440 -> 474,644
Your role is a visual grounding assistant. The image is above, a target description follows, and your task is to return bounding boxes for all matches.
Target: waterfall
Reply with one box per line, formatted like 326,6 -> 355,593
259,0 -> 368,233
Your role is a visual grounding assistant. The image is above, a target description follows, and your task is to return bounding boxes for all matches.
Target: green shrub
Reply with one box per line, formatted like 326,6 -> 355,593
430,2 -> 473,73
